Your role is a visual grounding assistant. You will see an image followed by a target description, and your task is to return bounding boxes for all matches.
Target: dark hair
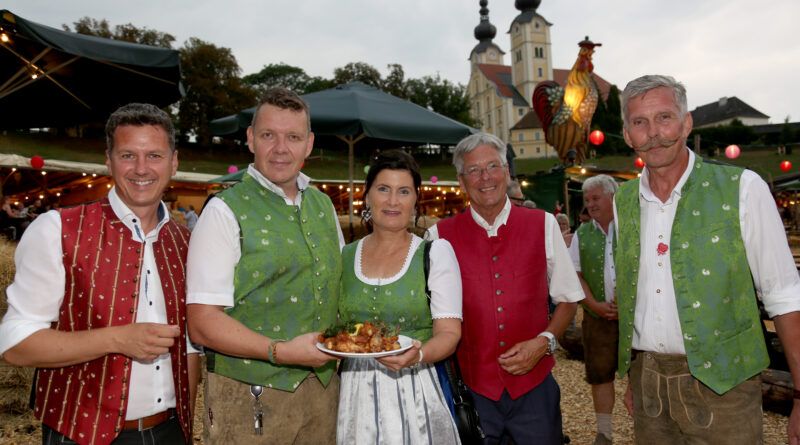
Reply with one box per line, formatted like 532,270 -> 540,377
105,103 -> 175,152
362,149 -> 422,232
251,87 -> 311,131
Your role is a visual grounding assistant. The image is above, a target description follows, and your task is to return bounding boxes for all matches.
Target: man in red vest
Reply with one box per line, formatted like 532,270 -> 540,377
428,132 -> 584,444
0,103 -> 199,445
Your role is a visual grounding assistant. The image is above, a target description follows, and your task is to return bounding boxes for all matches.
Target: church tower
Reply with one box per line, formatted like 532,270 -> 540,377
469,0 -> 504,67
509,0 -> 553,104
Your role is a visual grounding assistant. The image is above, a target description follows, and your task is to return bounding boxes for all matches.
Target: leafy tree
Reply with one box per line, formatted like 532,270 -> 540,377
382,64 -> 408,99
333,62 -> 382,88
243,63 -> 310,96
406,74 -> 475,126
63,17 -> 175,48
178,38 -> 255,145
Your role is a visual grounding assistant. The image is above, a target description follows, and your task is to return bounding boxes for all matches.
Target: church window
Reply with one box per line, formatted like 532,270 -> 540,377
536,147 -> 541,154
519,133 -> 524,142
535,131 -> 541,141
515,50 -> 522,62
518,108 -> 524,116
535,21 -> 540,29
538,67 -> 543,78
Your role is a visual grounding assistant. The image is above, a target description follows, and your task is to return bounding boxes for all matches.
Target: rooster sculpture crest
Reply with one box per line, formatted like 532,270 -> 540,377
532,36 -> 602,165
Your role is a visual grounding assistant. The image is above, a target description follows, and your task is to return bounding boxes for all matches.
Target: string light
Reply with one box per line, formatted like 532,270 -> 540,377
38,195 -> 44,199
41,171 -> 47,175
0,33 -> 9,43
87,184 -> 92,188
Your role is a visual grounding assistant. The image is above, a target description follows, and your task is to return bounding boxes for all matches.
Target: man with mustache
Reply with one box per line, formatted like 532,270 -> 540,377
614,74 -> 800,444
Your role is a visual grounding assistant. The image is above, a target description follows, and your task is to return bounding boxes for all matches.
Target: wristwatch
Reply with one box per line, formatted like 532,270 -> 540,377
537,331 -> 557,355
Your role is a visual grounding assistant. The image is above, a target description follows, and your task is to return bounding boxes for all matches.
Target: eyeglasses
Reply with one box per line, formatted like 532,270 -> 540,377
462,162 -> 503,178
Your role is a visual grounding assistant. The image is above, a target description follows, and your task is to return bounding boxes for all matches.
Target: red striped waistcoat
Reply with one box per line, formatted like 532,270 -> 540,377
33,199 -> 192,445
437,206 -> 553,400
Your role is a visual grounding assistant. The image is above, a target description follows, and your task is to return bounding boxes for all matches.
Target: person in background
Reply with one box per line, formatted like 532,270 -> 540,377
336,150 -> 462,444
556,213 -> 573,247
183,205 -> 198,231
428,132 -> 584,444
186,87 -> 344,445
507,179 -> 526,207
568,174 -> 619,445
0,103 -> 199,445
615,74 -> 800,443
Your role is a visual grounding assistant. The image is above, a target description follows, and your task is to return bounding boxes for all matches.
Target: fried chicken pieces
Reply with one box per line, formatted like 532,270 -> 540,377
318,322 -> 401,353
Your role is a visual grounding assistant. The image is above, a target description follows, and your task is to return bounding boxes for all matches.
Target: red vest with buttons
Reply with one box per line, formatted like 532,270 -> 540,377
33,199 -> 192,445
438,205 -> 553,401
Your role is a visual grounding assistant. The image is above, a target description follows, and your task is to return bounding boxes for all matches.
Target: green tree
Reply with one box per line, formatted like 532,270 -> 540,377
243,63 -> 311,96
382,63 -> 408,99
332,62 -> 382,88
406,74 -> 475,126
178,38 -> 255,146
63,17 -> 175,48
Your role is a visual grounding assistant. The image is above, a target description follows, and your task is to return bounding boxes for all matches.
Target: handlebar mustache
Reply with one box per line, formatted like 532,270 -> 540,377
633,137 -> 680,152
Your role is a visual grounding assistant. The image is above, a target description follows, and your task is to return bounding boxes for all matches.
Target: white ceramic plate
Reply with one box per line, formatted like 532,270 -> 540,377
316,334 -> 413,358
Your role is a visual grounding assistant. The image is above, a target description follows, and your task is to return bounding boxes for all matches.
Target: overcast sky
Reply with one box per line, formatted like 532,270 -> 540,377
6,0 -> 800,124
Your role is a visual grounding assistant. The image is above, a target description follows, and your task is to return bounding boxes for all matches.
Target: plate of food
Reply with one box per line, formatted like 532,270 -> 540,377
317,321 -> 414,358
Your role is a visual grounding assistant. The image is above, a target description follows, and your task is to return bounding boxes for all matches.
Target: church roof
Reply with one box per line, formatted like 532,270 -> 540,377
690,96 -> 769,127
470,41 -> 506,58
510,110 -> 544,130
508,10 -> 552,32
476,64 -> 529,107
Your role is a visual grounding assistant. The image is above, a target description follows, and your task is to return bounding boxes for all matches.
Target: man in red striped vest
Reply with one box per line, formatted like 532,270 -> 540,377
0,103 -> 200,445
428,132 -> 585,444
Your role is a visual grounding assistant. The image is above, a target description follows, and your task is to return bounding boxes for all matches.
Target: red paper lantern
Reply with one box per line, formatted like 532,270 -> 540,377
724,145 -> 741,159
589,130 -> 605,146
780,160 -> 792,172
634,157 -> 645,169
30,155 -> 44,169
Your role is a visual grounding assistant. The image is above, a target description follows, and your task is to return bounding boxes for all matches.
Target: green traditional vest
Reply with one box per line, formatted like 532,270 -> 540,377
576,221 -> 611,318
339,238 -> 433,342
615,158 -> 769,395
213,173 -> 342,391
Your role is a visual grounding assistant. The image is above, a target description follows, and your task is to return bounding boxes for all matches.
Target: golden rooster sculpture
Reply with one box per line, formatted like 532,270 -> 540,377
532,36 -> 602,165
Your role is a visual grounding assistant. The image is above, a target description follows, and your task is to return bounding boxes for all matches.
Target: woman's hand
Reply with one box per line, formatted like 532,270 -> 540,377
377,340 -> 422,371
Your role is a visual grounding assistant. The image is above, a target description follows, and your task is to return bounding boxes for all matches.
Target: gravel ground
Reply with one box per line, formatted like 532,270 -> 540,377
1,351 -> 791,444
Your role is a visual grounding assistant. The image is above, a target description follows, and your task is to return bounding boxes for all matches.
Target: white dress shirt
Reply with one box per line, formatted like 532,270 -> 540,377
0,188 -> 197,420
187,165 -> 345,308
354,235 -> 463,320
614,149 -> 800,354
568,220 -> 616,303
427,198 -> 585,304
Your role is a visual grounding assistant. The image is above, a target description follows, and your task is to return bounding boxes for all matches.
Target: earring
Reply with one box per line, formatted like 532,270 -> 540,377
362,206 -> 372,222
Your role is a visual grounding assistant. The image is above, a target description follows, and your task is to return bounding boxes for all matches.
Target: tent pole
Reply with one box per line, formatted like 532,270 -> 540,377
337,134 -> 366,242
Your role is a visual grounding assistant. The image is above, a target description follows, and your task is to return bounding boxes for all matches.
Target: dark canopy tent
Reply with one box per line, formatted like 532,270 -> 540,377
0,10 -> 183,129
210,82 -> 477,230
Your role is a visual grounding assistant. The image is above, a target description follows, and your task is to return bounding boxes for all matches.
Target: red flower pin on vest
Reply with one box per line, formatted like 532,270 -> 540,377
657,242 -> 669,256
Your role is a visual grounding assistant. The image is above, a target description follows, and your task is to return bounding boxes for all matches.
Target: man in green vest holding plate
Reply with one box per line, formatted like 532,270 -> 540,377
615,74 -> 800,444
568,174 -> 619,445
186,88 -> 344,444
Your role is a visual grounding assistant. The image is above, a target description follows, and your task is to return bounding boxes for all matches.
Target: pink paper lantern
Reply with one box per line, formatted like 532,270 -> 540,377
430,175 -> 438,184
227,165 -> 238,174
724,145 -> 741,159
